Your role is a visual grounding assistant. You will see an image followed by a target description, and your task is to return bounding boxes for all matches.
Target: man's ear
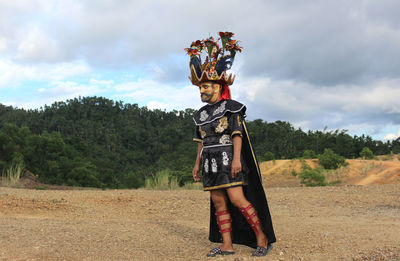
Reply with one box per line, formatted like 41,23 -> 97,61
213,83 -> 221,94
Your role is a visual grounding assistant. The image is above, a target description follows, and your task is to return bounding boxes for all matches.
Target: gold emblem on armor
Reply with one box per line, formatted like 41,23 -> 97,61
237,115 -> 241,126
215,116 -> 228,133
199,126 -> 206,138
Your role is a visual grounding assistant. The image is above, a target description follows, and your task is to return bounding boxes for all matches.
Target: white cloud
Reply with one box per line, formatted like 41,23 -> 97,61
16,26 -> 64,62
113,79 -> 202,111
0,59 -> 91,89
10,80 -> 105,109
0,38 -> 6,52
146,101 -> 169,110
89,79 -> 114,86
233,76 -> 400,134
384,132 -> 399,140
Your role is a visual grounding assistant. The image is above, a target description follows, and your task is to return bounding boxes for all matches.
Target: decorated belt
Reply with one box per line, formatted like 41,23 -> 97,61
202,144 -> 233,149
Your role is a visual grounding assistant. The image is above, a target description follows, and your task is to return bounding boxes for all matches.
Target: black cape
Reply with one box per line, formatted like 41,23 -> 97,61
207,117 -> 276,248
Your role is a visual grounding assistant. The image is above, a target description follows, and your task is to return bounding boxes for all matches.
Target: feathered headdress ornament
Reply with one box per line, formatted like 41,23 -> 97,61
185,32 -> 243,86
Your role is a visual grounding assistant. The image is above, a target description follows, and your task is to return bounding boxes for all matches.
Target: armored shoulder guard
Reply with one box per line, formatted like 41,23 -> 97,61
193,99 -> 246,126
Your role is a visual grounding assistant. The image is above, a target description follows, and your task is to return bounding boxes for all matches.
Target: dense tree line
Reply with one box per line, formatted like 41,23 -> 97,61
246,120 -> 398,160
1,96 -> 399,188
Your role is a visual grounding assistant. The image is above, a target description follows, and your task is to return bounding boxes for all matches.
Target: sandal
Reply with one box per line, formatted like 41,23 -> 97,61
206,247 -> 235,257
252,244 -> 273,257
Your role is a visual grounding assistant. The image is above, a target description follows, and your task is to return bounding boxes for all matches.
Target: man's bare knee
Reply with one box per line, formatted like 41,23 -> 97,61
229,196 -> 247,208
211,190 -> 228,210
227,187 -> 249,208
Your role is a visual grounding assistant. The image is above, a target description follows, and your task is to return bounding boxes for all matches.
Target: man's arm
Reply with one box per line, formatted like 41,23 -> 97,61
231,135 -> 242,178
192,142 -> 203,181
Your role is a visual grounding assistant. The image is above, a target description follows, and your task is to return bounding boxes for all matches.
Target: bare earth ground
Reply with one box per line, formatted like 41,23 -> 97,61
1,184 -> 400,261
1,157 -> 400,261
260,157 -> 400,188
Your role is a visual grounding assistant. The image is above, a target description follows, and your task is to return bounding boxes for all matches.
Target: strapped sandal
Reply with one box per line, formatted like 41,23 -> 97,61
239,203 -> 261,235
206,247 -> 235,257
252,244 -> 274,257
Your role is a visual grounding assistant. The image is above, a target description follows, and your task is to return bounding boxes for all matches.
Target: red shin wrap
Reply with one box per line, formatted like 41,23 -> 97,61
240,203 -> 261,235
216,209 -> 232,234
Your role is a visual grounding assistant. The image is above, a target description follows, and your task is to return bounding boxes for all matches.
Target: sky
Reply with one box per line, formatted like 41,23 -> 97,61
1,0 -> 400,141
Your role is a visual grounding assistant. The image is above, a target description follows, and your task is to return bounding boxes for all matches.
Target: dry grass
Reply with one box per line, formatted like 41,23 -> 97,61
145,169 -> 180,190
1,162 -> 23,187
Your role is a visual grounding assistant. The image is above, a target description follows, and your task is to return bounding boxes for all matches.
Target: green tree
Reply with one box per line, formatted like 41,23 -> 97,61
263,151 -> 275,161
302,149 -> 316,159
360,147 -> 374,159
318,148 -> 347,170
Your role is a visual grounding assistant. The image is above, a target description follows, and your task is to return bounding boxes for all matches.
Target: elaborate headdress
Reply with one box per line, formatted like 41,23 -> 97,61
185,32 -> 243,87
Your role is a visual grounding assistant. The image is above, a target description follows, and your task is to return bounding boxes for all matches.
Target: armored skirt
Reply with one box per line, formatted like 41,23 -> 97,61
201,144 -> 249,191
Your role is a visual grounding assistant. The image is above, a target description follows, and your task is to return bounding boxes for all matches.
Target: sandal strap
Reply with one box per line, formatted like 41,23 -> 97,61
210,247 -> 222,254
252,244 -> 273,257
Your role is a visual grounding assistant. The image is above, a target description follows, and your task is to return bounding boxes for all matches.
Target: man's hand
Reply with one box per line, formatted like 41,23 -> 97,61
192,164 -> 201,182
231,158 -> 242,178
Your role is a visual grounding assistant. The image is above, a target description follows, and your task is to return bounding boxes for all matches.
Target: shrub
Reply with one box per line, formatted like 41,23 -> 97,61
122,171 -> 144,189
302,150 -> 316,159
360,147 -> 374,159
263,152 -> 275,161
318,149 -> 348,170
299,167 -> 327,187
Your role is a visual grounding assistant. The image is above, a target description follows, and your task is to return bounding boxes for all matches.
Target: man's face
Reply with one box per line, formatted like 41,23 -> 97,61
199,82 -> 220,103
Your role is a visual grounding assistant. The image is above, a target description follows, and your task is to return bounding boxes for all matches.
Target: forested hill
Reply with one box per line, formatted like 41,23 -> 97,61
1,96 -> 399,188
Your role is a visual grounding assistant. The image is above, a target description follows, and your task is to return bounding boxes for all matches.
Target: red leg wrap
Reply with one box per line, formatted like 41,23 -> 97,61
240,203 -> 261,235
216,210 -> 232,234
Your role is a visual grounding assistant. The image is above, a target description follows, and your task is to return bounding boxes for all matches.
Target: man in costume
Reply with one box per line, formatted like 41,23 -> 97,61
187,32 -> 276,257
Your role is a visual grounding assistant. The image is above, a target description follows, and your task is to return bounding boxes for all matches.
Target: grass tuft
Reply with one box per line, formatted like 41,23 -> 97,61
145,169 -> 180,190
1,162 -> 24,187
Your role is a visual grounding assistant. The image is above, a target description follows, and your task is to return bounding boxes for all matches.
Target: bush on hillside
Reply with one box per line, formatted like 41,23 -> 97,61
263,151 -> 275,161
360,147 -> 374,159
299,163 -> 327,187
302,149 -> 316,159
318,149 -> 348,170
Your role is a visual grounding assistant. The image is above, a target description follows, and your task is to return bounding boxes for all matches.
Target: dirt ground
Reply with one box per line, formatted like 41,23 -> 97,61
260,158 -> 400,188
1,184 -> 399,261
